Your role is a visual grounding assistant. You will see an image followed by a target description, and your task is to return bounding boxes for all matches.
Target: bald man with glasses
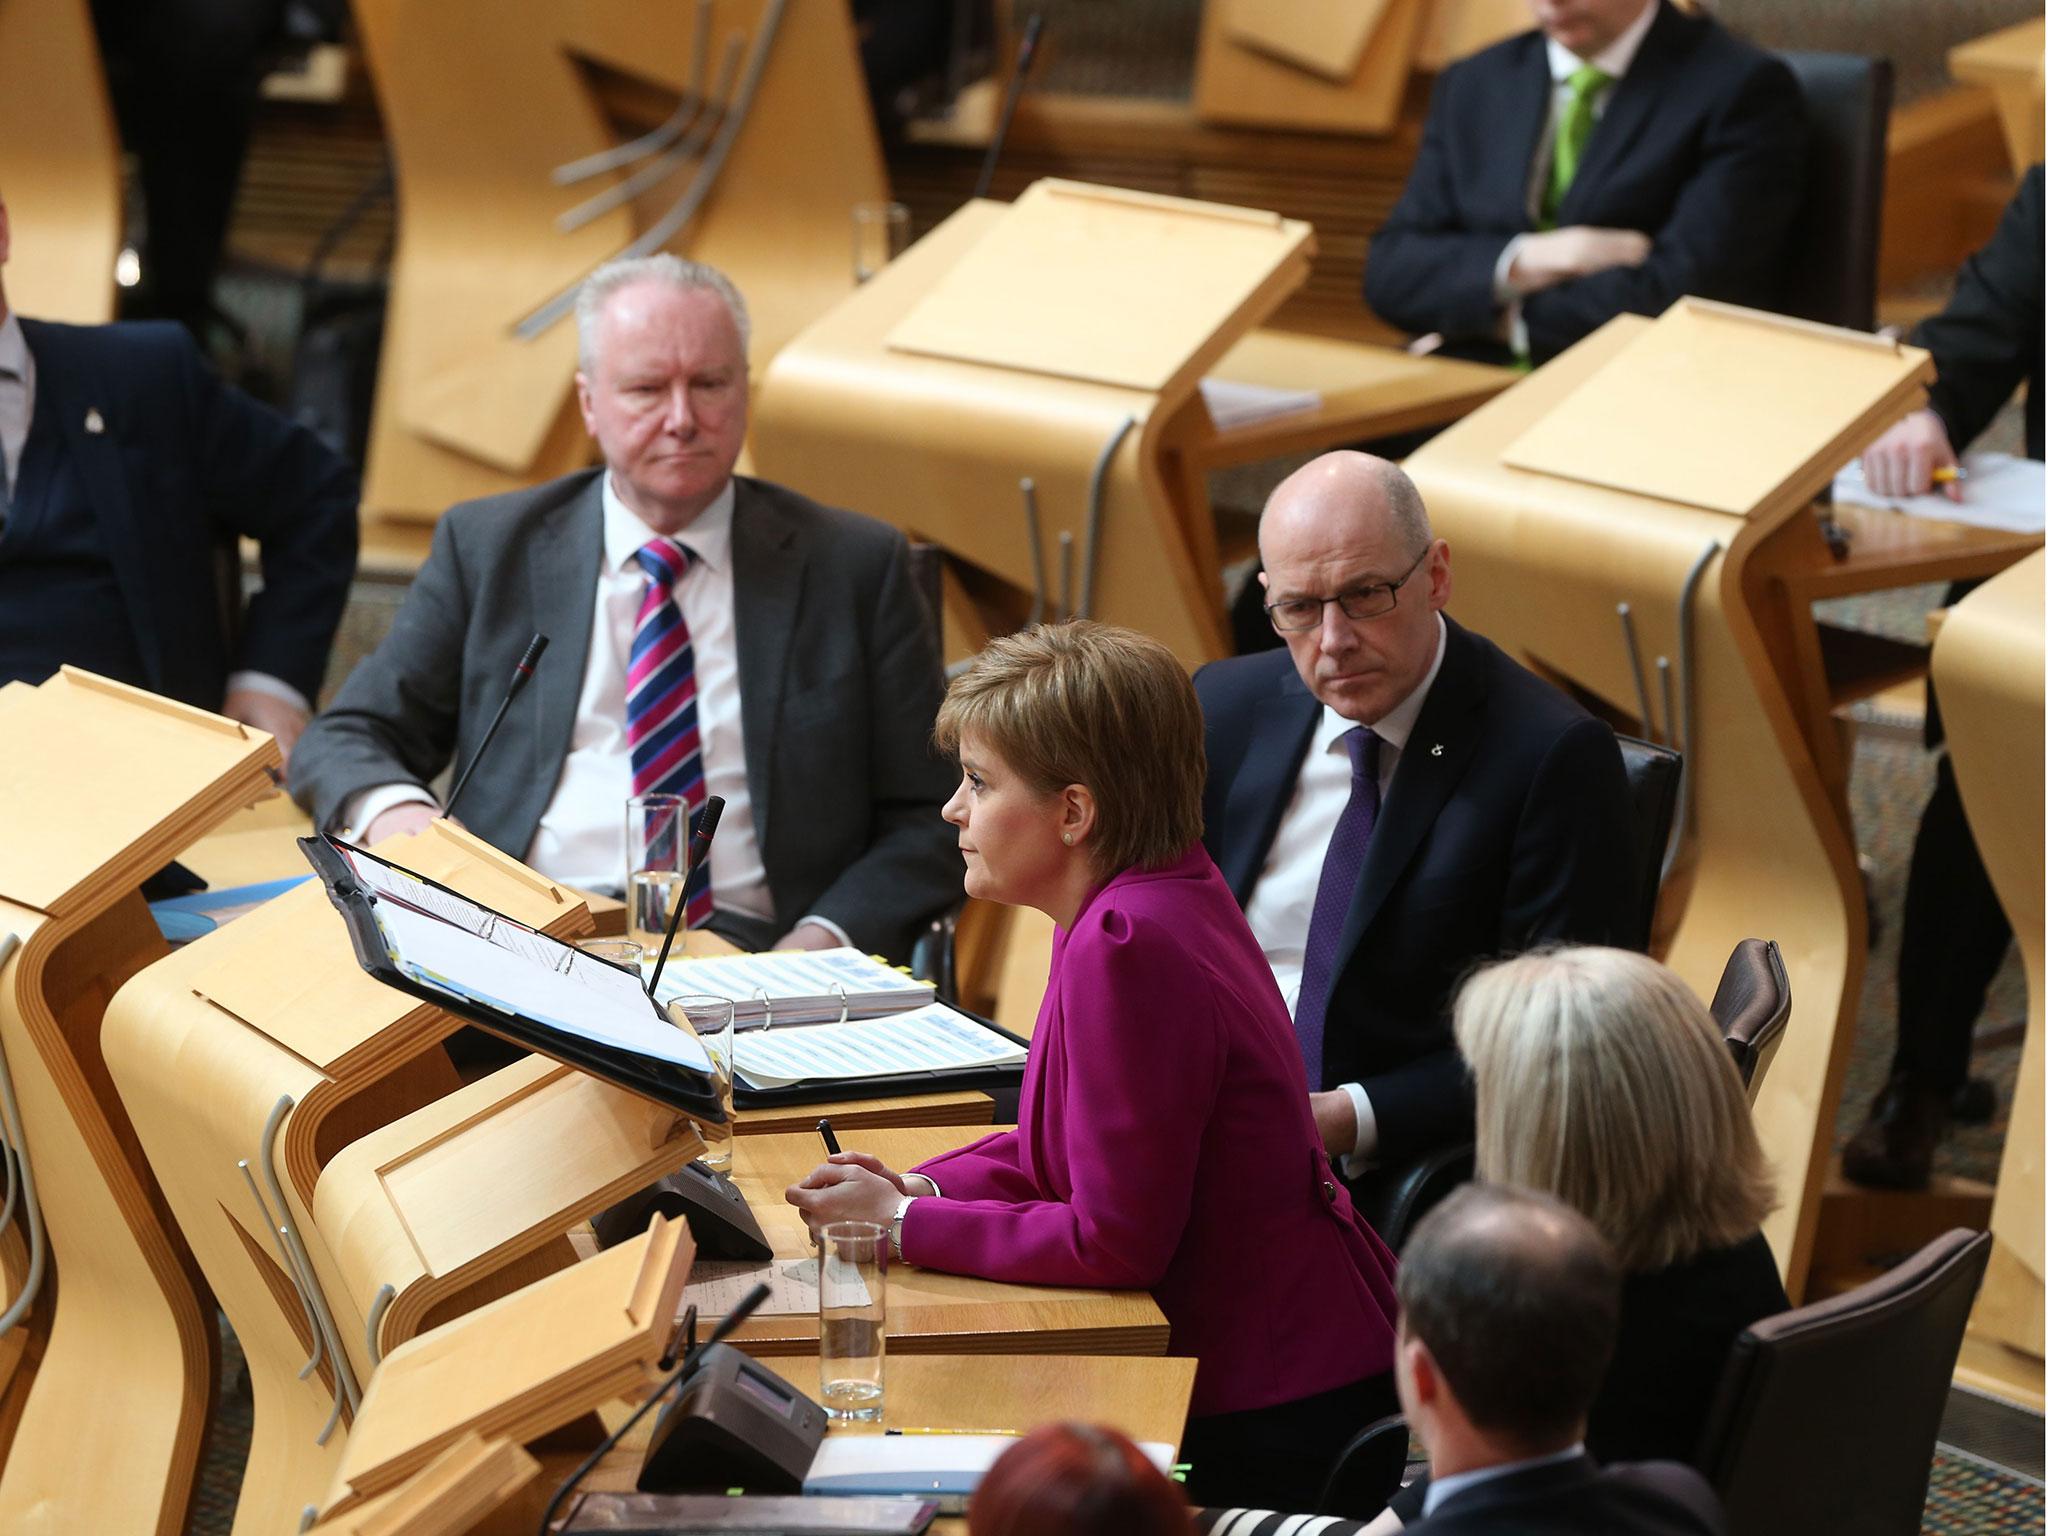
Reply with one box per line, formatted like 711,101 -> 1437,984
1195,453 -> 1633,1176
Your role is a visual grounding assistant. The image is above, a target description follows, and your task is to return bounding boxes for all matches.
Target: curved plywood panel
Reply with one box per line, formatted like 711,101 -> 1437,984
0,0 -> 119,322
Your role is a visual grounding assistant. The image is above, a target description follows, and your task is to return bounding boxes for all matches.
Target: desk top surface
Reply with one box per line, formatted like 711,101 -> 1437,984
718,1129 -> 1170,1358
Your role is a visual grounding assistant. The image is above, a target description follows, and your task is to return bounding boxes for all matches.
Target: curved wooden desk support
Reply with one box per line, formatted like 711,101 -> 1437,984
0,670 -> 281,1535
0,0 -> 120,322
1935,551 -> 2045,1398
1400,313 -> 2021,1294
353,0 -> 886,530
104,823 -> 604,1536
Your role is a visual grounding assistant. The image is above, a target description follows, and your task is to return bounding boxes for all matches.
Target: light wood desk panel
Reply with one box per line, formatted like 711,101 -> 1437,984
719,1129 -> 1170,1359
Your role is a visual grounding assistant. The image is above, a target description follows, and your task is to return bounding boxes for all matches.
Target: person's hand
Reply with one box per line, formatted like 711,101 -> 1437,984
221,688 -> 310,765
1860,408 -> 1960,502
363,802 -> 449,846
773,920 -> 843,951
810,1152 -> 940,1199
1508,226 -> 1653,293
1310,1090 -> 1359,1160
785,1160 -> 902,1240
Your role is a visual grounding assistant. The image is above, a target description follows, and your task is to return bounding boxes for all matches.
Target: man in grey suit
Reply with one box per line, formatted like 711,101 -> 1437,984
292,255 -> 958,961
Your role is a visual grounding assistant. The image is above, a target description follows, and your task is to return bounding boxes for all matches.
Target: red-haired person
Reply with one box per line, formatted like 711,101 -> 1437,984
969,1424 -> 1188,1536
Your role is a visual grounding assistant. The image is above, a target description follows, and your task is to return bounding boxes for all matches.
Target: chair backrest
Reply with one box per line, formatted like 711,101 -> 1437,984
1615,735 -> 1681,952
1709,937 -> 1792,1102
1317,1412 -> 1413,1520
1694,1228 -> 1992,1536
1777,52 -> 1894,331
1352,1142 -> 1476,1256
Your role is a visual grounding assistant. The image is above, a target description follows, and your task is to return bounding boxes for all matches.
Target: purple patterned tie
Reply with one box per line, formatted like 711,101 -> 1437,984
1293,727 -> 1381,1090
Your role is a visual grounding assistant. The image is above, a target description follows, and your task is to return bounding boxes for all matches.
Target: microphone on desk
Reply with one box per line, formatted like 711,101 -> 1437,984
971,10 -> 1046,201
535,1280 -> 772,1536
444,632 -> 549,821
646,795 -> 725,1001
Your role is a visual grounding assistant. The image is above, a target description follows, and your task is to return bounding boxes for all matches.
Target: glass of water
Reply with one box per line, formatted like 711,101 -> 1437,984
851,201 -> 910,284
818,1220 -> 887,1421
668,992 -> 737,1171
625,794 -> 689,952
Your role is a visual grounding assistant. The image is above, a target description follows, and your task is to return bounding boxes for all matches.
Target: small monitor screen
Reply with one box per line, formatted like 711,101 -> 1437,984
734,1361 -> 797,1417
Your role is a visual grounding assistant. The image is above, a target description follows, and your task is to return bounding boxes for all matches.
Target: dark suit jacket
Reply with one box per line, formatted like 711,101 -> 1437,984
1917,163 -> 2043,459
5,317 -> 358,706
290,470 -> 958,960
1195,619 -> 1633,1164
1363,1 -> 1807,364
1406,1454 -> 1724,1536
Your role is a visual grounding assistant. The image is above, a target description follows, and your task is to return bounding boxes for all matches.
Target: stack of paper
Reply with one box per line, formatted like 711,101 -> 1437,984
805,1434 -> 1174,1513
732,1003 -> 1027,1088
1831,451 -> 2045,535
652,947 -> 934,1029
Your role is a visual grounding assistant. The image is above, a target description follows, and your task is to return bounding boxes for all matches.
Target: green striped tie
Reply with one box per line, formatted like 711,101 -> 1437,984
1541,64 -> 1613,228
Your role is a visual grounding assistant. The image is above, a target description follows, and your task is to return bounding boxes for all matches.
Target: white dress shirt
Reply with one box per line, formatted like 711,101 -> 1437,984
342,474 -> 846,942
1423,1445 -> 1587,1516
1492,0 -> 1662,351
1243,615 -> 1447,1168
0,308 -> 305,712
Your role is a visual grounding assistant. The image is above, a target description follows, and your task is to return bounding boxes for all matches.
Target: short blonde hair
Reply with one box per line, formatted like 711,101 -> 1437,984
1454,946 -> 1777,1273
934,622 -> 1203,876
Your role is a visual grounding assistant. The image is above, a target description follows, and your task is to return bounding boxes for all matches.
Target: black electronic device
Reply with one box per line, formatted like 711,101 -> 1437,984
637,1342 -> 829,1495
591,1161 -> 771,1261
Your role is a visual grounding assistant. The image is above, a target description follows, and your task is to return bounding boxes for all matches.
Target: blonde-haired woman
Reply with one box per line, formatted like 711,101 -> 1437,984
1458,945 -> 1787,1462
787,622 -> 1400,1510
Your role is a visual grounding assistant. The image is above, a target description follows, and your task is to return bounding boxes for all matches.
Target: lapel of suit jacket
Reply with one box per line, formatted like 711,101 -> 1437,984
1332,618 -> 1488,977
20,319 -> 166,690
1219,662 -> 1321,904
1500,33 -> 1561,222
524,474 -> 604,788
729,477 -> 804,853
1559,0 -> 1686,223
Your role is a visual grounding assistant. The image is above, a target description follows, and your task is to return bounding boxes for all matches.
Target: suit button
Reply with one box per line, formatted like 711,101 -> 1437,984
1321,1179 -> 1338,1205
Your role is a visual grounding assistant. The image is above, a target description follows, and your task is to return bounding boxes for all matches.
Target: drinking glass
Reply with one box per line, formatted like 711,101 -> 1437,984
851,201 -> 910,284
626,794 -> 689,952
668,992 -> 737,1171
577,938 -> 644,971
817,1219 -> 887,1421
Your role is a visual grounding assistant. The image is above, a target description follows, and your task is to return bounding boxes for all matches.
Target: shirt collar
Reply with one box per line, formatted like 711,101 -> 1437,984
1546,0 -> 1657,82
602,472 -> 736,577
0,310 -> 29,381
1424,1445 -> 1587,1516
1313,613 -> 1448,760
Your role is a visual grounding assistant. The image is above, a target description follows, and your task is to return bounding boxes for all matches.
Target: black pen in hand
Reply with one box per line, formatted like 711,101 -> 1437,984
817,1118 -> 842,1158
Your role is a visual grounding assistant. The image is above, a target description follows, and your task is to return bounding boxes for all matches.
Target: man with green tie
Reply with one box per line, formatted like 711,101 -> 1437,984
1363,0 -> 1807,367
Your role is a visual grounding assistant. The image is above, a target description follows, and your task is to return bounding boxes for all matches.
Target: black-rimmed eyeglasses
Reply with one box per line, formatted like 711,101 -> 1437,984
1263,546 -> 1431,632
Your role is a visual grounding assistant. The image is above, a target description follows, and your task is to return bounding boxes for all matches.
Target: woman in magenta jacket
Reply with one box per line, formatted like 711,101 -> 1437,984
788,622 -> 1400,1509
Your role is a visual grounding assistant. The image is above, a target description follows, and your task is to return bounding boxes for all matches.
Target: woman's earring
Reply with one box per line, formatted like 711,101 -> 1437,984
1062,832 -> 1074,846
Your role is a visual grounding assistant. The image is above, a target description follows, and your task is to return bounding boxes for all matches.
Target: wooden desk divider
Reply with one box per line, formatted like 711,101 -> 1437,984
351,0 -> 888,552
1935,553 -> 2045,1405
0,668 -> 283,1536
326,1217 -> 691,1516
754,183 -> 1315,665
104,820 -> 699,1536
305,1435 -> 540,1536
1949,18 -> 2046,180
1194,0 -> 1426,135
1402,301 -> 2032,1295
0,0 -> 120,323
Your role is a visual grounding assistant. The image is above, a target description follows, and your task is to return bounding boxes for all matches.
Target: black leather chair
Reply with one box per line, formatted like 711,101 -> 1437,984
1778,52 -> 1894,332
1695,1228 -> 1991,1536
1318,1412 -> 1413,1520
1709,937 -> 1791,1099
1614,734 -> 1681,952
903,539 -> 962,998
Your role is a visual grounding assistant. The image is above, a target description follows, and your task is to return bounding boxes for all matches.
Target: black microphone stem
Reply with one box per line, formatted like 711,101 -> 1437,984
647,795 -> 725,1000
446,633 -> 549,821
972,11 -> 1045,201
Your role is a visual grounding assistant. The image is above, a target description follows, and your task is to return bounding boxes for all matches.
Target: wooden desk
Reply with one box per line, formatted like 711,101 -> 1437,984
717,1129 -> 1170,1358
1402,314 -> 2038,1292
1950,18 -> 2045,177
